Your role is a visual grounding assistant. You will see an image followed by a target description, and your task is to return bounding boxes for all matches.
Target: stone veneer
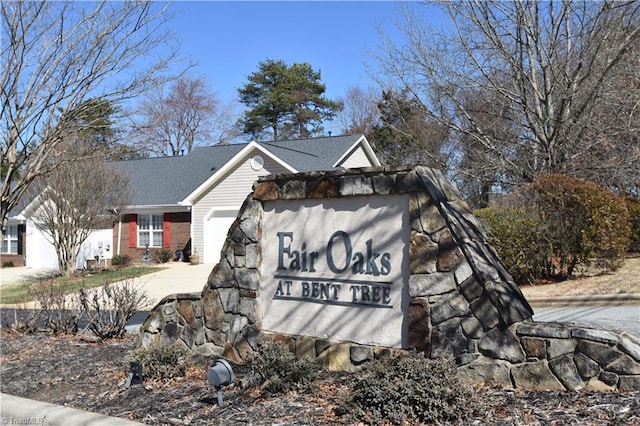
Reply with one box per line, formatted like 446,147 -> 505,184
138,166 -> 640,391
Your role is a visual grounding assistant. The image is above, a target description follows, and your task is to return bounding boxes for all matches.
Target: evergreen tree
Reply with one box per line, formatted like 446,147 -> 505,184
238,59 -> 340,140
372,90 -> 450,168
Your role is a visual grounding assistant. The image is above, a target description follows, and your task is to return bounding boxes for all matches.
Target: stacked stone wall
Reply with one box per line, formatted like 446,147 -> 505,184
138,166 -> 640,391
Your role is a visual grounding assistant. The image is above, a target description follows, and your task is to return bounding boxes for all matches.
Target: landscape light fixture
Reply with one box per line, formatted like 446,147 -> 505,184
206,359 -> 234,407
125,361 -> 143,388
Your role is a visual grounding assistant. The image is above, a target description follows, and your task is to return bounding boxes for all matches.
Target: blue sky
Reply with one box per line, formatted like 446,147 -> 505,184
165,1 -> 442,106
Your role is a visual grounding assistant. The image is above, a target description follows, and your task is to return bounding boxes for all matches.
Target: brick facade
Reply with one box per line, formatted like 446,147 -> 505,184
1,224 -> 26,267
114,212 -> 191,263
1,253 -> 25,267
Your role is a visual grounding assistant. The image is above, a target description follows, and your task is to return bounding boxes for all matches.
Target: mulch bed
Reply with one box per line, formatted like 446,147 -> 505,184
1,331 -> 639,425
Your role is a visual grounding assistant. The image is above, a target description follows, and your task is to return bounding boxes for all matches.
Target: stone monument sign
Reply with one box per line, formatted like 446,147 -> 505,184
139,166 -> 640,391
261,195 -> 409,347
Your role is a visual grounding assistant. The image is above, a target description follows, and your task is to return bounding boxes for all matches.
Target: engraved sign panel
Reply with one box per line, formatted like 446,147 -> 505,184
260,195 -> 409,347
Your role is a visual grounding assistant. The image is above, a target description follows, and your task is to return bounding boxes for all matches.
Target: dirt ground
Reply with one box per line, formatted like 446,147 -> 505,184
0,332 -> 638,425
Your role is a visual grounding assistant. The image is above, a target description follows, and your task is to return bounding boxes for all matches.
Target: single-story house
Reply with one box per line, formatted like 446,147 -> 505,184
1,198 -> 113,270
1,135 -> 380,269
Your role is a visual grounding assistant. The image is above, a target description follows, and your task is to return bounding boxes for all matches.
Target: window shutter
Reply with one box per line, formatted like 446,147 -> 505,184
129,214 -> 137,248
17,224 -> 25,255
163,213 -> 171,248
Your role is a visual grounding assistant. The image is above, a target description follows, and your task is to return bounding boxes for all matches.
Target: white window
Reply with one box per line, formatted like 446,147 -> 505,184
1,225 -> 18,254
138,214 -> 163,247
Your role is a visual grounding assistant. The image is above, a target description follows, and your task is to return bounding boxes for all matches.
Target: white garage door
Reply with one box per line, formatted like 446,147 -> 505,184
25,224 -> 59,269
203,210 -> 238,264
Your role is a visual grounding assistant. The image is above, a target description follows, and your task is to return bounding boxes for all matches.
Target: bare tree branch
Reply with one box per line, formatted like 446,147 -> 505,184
1,1 -> 183,237
27,132 -> 131,275
130,77 -> 219,156
334,85 -> 381,140
374,0 -> 640,198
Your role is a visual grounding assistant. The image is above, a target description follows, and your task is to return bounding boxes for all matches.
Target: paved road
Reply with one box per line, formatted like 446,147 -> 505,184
533,304 -> 640,338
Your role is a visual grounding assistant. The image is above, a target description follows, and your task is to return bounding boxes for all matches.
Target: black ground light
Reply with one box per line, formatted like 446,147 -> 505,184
125,361 -> 143,388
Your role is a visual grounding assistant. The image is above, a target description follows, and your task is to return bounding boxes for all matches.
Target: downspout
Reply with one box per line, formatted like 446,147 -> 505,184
117,215 -> 122,255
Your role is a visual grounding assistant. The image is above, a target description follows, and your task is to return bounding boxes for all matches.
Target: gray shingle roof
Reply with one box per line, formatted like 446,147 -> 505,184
7,187 -> 31,217
112,135 -> 366,207
260,134 -> 363,172
112,144 -> 244,206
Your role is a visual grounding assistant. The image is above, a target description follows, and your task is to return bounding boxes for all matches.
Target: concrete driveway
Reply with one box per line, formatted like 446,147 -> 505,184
126,261 -> 213,307
0,261 -> 213,308
0,266 -> 59,287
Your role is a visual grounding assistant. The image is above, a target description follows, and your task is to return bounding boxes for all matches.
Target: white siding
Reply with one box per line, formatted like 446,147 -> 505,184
25,224 -> 113,270
76,228 -> 113,269
336,145 -> 373,168
192,152 -> 290,262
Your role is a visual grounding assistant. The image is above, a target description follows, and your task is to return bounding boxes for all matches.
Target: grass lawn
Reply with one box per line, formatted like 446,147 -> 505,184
0,266 -> 162,305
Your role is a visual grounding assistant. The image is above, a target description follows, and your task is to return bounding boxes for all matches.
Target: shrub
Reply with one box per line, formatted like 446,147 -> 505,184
481,174 -> 630,282
2,278 -> 81,335
29,279 -> 81,334
339,353 -> 482,425
2,276 -> 149,338
2,261 -> 15,268
626,197 -> 640,253
78,280 -> 150,340
152,248 -> 173,264
527,174 -> 630,277
111,254 -> 132,268
240,341 -> 320,396
1,304 -> 42,334
126,342 -> 191,380
475,206 -> 551,284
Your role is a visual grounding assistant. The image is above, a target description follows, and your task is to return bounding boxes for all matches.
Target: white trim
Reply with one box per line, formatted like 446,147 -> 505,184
250,155 -> 265,171
203,205 -> 239,222
117,217 -> 122,255
123,204 -> 190,212
182,141 -> 298,204
332,135 -> 381,168
137,213 -> 164,248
